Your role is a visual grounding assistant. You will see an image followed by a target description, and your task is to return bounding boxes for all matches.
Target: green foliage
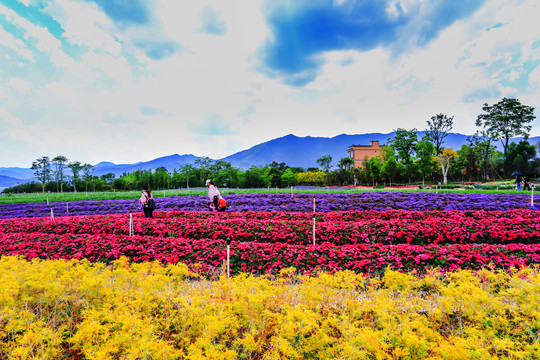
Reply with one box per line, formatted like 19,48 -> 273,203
426,113 -> 453,155
476,97 -> 535,174
388,128 -> 418,182
316,155 -> 332,173
507,140 -> 537,175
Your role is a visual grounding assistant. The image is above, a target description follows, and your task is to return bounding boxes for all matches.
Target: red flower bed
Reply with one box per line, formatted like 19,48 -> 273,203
1,209 -> 539,274
1,232 -> 539,274
1,210 -> 539,246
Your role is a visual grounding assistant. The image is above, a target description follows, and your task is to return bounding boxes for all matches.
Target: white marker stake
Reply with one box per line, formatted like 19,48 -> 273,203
47,195 -> 49,205
226,238 -> 231,278
313,198 -> 316,212
50,208 -> 54,221
129,211 -> 133,237
227,245 -> 230,278
66,202 -> 69,213
531,187 -> 534,207
312,217 -> 316,245
291,186 -> 293,197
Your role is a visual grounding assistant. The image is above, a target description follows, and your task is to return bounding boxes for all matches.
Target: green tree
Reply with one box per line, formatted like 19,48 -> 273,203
379,146 -> 399,185
388,128 -> 418,183
195,156 -> 213,186
316,155 -> 333,173
426,114 -> 453,155
31,156 -> 52,193
455,144 -> 480,182
336,157 -> 355,185
415,136 -> 435,185
52,155 -> 69,192
179,164 -> 196,189
507,140 -> 537,175
244,166 -> 269,188
100,173 -> 115,185
367,156 -> 382,186
68,161 -> 82,192
281,168 -> 297,186
471,130 -> 497,181
476,97 -> 535,175
81,164 -> 94,192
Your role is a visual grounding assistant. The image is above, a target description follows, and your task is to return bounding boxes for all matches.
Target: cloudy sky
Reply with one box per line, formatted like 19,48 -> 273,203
1,0 -> 540,167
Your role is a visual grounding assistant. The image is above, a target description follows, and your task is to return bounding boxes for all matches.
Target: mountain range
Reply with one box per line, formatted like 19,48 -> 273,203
1,132 -> 538,188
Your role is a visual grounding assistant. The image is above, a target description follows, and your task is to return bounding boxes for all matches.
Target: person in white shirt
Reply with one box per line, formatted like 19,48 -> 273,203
206,179 -> 225,211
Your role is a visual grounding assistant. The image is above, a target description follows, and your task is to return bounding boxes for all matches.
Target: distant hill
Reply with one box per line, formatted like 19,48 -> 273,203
1,132 -> 538,188
222,132 -> 494,169
93,154 -> 198,176
0,167 -> 33,180
0,175 -> 27,187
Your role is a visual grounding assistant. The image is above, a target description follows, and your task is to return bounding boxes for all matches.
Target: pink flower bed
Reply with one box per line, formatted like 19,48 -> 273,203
1,232 -> 539,275
1,209 -> 539,274
2,209 -> 539,246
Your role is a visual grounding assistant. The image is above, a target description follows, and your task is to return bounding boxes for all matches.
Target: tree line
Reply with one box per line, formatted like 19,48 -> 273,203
3,97 -> 538,194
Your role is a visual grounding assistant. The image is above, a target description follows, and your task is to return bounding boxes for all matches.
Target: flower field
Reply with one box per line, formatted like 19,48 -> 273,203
1,209 -> 540,274
1,191 -> 540,358
1,191 -> 537,218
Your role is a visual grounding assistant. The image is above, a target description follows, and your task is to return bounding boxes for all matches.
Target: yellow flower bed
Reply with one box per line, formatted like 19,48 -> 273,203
0,257 -> 539,359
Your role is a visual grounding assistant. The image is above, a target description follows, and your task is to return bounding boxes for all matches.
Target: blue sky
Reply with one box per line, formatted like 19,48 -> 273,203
1,0 -> 540,167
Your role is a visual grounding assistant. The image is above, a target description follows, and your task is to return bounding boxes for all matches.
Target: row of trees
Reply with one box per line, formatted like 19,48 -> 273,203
3,97 -> 537,194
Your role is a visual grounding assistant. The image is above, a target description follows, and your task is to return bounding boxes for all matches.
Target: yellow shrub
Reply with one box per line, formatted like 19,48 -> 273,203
0,257 -> 539,359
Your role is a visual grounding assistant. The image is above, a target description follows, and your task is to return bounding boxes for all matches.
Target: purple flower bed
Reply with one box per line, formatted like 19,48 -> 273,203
0,192 -> 537,219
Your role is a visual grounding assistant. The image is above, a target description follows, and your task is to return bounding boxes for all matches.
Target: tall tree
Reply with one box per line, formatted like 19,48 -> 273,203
434,148 -> 457,184
415,136 -> 435,185
68,161 -> 82,192
52,155 -> 69,192
194,156 -> 213,185
388,128 -> 418,183
180,164 -> 195,189
507,140 -> 537,175
81,164 -> 94,192
336,157 -> 355,185
316,155 -> 333,173
426,114 -> 453,155
471,130 -> 497,181
31,156 -> 52,193
379,146 -> 399,185
476,97 -> 535,175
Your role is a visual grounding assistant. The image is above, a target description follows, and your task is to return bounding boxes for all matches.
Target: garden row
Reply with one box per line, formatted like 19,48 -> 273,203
1,191 -> 537,218
1,232 -> 540,274
2,209 -> 539,246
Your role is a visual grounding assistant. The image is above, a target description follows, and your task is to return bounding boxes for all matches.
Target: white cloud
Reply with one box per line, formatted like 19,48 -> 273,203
42,0 -> 122,56
0,8 -> 35,62
7,78 -> 32,94
1,0 -> 540,167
